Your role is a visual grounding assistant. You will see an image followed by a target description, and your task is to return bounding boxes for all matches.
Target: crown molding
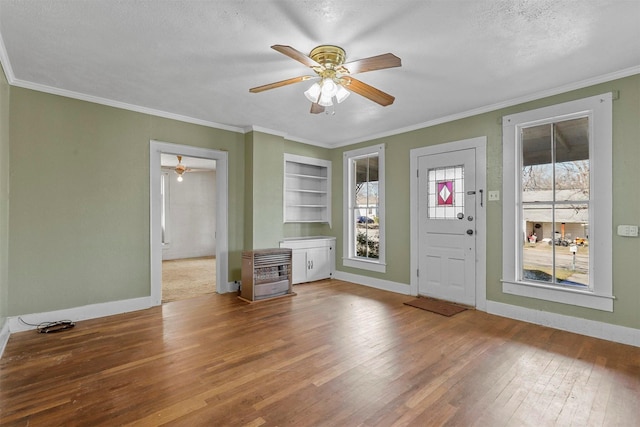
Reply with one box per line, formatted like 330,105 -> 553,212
0,31 -> 15,83
247,125 -> 331,148
11,77 -> 245,133
0,30 -> 244,133
330,65 -> 640,148
2,19 -> 638,151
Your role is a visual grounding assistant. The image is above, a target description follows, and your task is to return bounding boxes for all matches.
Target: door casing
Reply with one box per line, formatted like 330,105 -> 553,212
150,140 -> 229,306
409,136 -> 487,310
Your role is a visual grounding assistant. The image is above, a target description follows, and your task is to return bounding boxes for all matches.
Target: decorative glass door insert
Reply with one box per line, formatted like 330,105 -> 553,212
427,165 -> 464,219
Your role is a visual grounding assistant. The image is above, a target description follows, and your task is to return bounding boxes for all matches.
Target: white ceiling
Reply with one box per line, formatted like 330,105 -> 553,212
1,0 -> 639,147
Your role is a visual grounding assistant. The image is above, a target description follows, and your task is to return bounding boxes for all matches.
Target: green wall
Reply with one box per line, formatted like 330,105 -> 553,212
332,74 -> 640,330
3,69 -> 639,334
8,87 -> 244,315
244,131 -> 284,249
243,131 -> 332,249
0,64 -> 9,330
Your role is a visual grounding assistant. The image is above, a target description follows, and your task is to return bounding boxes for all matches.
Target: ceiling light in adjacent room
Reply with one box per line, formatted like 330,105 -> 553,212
174,155 -> 188,182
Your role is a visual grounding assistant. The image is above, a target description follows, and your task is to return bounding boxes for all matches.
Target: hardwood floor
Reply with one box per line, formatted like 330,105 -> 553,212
1,280 -> 639,426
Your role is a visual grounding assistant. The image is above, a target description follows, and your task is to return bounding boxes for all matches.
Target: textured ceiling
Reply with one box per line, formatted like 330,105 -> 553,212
1,0 -> 639,147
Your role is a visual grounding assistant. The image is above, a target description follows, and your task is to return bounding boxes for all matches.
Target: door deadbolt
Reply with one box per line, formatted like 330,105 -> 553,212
466,229 -> 474,235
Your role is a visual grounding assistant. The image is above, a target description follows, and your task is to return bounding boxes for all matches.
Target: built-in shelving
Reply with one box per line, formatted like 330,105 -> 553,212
284,154 -> 332,225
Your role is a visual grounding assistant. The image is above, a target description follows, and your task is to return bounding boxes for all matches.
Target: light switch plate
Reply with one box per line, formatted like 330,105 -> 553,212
488,191 -> 500,201
617,225 -> 639,237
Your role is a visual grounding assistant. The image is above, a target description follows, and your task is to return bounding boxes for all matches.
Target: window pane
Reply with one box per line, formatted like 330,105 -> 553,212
555,118 -> 589,201
522,124 -> 553,200
522,206 -> 589,287
161,173 -> 168,244
355,207 -> 379,259
522,207 -> 553,283
520,117 -> 590,288
353,154 -> 379,260
554,205 -> 589,287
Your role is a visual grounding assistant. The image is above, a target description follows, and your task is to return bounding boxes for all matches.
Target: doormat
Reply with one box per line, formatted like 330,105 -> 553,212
403,297 -> 468,317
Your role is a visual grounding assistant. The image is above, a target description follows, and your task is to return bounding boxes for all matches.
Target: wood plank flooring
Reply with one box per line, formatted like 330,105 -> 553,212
1,279 -> 639,426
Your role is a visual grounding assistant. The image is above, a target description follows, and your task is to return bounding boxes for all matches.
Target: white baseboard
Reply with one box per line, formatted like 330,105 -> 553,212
486,300 -> 640,348
0,319 -> 9,359
2,285 -> 637,363
7,296 -> 152,334
333,271 -> 411,295
333,272 -> 639,347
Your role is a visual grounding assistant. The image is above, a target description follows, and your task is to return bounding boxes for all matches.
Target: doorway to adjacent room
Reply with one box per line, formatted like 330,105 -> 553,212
150,141 -> 229,306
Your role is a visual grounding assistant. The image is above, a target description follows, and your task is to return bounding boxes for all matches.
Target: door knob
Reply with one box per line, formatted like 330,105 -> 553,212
466,229 -> 474,235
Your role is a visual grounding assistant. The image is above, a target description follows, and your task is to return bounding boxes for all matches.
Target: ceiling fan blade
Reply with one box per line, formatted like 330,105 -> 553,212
310,103 -> 325,114
344,77 -> 395,106
341,53 -> 401,75
249,76 -> 313,93
271,45 -> 320,68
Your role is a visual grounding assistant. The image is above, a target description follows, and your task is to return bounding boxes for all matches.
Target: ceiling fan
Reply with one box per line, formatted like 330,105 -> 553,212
249,45 -> 401,114
174,155 -> 191,182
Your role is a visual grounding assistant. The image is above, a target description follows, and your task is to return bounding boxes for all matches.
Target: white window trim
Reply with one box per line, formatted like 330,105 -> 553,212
343,144 -> 386,273
502,93 -> 613,311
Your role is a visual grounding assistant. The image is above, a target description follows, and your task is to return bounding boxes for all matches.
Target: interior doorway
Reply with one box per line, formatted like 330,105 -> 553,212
150,140 -> 229,307
160,154 -> 217,303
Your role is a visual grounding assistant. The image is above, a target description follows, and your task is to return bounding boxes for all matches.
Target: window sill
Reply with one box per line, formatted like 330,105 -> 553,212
343,257 -> 386,273
502,279 -> 614,312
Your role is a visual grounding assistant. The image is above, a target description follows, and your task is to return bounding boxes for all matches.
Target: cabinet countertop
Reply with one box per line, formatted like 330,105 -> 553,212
280,236 -> 336,242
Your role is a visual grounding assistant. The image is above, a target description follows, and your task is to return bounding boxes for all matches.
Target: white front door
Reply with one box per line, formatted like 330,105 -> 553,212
417,148 -> 477,305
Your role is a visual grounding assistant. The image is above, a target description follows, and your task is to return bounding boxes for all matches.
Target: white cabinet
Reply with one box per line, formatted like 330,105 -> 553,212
284,154 -> 331,225
280,237 -> 335,284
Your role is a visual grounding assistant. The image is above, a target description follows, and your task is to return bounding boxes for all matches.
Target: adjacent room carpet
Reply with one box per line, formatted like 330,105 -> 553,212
162,256 -> 216,303
404,297 -> 468,317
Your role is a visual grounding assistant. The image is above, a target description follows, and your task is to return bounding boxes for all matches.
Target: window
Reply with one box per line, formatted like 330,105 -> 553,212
502,93 -> 613,311
161,172 -> 171,245
343,144 -> 385,272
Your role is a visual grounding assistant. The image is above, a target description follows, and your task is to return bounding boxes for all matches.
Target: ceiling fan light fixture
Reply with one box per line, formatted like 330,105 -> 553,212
177,174 -> 183,182
318,92 -> 333,107
304,82 -> 321,102
335,85 -> 350,103
321,78 -> 338,97
250,44 -> 401,113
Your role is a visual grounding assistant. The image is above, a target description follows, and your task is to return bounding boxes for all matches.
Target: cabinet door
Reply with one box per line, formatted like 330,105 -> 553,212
306,247 -> 331,282
291,250 -> 307,285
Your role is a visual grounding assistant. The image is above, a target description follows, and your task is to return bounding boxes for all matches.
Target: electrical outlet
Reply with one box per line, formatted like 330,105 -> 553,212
617,225 -> 639,237
488,191 -> 500,201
